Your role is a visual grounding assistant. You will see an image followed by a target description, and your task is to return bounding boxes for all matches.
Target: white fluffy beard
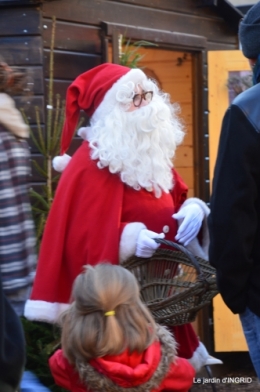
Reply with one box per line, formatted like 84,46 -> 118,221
86,94 -> 185,198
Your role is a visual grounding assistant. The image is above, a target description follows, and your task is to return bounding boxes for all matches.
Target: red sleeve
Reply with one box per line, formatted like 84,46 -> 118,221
158,357 -> 195,392
49,350 -> 88,392
171,169 -> 188,213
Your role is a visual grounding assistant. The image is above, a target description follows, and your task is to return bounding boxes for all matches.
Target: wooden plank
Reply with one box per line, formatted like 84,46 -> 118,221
207,42 -> 238,51
15,96 -> 45,124
137,47 -> 193,150
44,79 -> 69,103
208,50 -> 251,189
105,0 -> 222,17
42,0 -> 237,45
26,66 -> 44,95
43,50 -> 101,79
0,36 -> 43,65
137,49 -> 193,66
179,103 -> 192,125
104,22 -> 207,51
213,294 -> 248,351
182,125 -> 193,146
67,137 -> 84,155
0,7 -> 41,36
42,19 -> 101,53
176,167 -> 194,189
174,145 -> 194,168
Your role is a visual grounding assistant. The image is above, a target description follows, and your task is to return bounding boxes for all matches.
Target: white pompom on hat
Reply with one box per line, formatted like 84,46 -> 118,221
53,63 -> 146,172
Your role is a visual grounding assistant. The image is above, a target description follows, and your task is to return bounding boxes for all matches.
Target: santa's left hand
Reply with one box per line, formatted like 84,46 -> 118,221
172,203 -> 204,246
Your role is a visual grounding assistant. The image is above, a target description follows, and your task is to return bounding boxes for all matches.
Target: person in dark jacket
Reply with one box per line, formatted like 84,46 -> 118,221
0,267 -> 25,392
208,1 -> 260,380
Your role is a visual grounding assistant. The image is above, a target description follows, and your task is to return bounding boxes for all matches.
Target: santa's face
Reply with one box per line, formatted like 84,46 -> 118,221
126,85 -> 153,112
86,76 -> 185,198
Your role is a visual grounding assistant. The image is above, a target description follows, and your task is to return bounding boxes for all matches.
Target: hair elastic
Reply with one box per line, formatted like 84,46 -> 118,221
104,310 -> 115,316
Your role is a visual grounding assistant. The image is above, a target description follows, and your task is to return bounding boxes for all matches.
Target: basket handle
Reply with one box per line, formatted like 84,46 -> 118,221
153,238 -> 204,279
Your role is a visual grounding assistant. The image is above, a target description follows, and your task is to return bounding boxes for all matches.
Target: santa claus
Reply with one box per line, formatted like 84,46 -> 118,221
25,63 -> 221,371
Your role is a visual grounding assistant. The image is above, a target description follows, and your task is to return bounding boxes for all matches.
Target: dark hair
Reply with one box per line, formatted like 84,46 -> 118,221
0,63 -> 28,95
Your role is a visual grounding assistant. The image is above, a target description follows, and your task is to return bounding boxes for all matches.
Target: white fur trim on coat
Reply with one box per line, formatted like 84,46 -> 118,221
178,198 -> 210,261
119,222 -> 146,263
24,299 -> 70,324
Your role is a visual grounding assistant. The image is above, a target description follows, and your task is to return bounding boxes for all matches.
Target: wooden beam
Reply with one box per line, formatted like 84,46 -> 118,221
101,22 -> 207,52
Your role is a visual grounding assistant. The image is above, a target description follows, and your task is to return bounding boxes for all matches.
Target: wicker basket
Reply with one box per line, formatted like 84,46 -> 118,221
122,238 -> 218,326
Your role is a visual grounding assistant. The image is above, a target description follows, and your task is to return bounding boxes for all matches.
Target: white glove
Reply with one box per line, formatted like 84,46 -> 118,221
173,203 -> 204,246
135,229 -> 165,258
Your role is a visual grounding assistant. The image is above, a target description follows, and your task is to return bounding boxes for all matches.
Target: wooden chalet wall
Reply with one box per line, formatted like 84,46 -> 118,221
41,0 -> 239,51
0,0 -> 239,194
0,0 -> 239,349
40,0 -> 239,349
0,5 -> 44,192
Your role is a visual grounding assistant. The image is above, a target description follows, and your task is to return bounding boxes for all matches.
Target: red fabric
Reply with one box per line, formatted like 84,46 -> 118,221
171,324 -> 199,358
49,345 -> 195,392
61,63 -> 130,154
30,141 -> 188,305
29,140 -> 199,357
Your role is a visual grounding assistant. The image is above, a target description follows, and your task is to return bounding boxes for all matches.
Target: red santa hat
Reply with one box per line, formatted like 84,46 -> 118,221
53,63 -> 146,172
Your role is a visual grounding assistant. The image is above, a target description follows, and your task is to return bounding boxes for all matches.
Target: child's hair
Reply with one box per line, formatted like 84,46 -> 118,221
61,263 -> 156,365
0,62 -> 28,95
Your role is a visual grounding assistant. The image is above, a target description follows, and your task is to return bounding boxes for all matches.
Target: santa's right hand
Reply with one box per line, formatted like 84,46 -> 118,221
135,229 -> 165,258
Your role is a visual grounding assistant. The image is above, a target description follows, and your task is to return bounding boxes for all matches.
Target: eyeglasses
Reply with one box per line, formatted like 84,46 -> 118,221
133,91 -> 153,107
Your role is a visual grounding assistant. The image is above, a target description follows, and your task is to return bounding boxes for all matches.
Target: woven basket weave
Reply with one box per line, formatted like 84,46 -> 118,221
122,239 -> 218,326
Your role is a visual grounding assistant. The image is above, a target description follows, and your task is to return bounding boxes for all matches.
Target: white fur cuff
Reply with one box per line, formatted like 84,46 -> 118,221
119,222 -> 146,263
24,299 -> 70,324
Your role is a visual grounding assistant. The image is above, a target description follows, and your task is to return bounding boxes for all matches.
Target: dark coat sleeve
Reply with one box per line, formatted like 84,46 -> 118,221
0,268 -> 25,390
208,104 -> 260,314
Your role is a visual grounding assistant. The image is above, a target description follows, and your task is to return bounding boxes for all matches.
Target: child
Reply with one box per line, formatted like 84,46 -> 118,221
49,263 -> 195,392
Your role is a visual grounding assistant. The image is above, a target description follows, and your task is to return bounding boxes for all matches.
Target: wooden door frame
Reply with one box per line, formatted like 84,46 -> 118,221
101,21 -> 212,348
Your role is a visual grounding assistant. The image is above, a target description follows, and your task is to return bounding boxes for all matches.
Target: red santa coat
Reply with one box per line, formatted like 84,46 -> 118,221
49,326 -> 195,392
25,140 -> 204,361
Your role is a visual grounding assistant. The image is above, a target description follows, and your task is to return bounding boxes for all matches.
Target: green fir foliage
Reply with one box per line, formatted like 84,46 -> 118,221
118,34 -> 157,68
21,16 -> 65,250
20,16 -> 67,391
21,318 -> 66,391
